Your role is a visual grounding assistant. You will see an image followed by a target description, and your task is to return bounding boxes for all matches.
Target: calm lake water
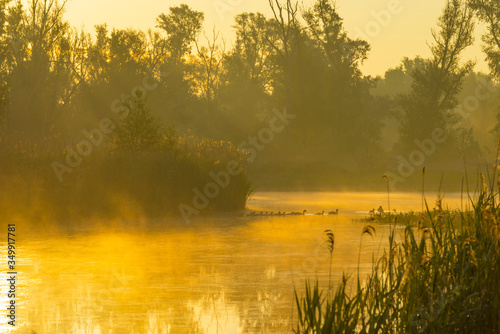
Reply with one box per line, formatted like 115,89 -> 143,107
2,192 -> 464,333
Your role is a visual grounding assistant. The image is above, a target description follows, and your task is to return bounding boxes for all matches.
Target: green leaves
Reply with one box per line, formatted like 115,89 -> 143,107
469,0 -> 500,79
157,4 -> 204,61
399,0 -> 474,155
114,90 -> 166,153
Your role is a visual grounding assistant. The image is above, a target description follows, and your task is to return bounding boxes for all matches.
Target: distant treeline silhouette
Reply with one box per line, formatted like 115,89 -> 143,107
0,0 -> 500,220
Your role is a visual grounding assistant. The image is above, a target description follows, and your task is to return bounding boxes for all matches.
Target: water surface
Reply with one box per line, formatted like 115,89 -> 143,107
1,192 -> 462,333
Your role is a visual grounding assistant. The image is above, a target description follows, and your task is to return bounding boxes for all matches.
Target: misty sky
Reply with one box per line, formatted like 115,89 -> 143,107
62,0 -> 488,76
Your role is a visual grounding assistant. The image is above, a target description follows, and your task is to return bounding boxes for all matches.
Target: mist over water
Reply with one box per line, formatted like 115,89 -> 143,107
1,192 -> 463,333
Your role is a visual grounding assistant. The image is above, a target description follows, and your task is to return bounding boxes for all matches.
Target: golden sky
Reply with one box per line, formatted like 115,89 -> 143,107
62,0 -> 489,76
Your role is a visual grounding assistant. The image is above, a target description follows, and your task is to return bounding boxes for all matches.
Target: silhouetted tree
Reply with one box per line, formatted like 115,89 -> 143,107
193,29 -> 227,112
303,0 -> 369,84
290,0 -> 383,166
114,89 -> 164,152
267,0 -> 300,113
151,5 -> 204,133
469,0 -> 500,79
0,0 -> 492,190
399,0 -> 474,157
5,0 -> 70,141
0,0 -> 10,124
218,12 -> 276,141
469,0 -> 500,141
156,4 -> 204,64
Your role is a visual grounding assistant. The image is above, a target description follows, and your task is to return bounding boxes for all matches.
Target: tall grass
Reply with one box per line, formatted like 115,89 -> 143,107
295,191 -> 500,333
422,166 -> 426,213
324,230 -> 335,291
382,175 -> 391,214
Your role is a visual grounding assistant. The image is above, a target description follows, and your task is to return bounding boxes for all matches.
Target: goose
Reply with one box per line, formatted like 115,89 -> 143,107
328,209 -> 339,215
315,211 -> 325,215
289,210 -> 307,216
246,211 -> 256,217
377,206 -> 385,215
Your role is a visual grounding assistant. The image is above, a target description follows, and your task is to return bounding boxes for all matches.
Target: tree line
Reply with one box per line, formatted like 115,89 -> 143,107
1,0 -> 500,189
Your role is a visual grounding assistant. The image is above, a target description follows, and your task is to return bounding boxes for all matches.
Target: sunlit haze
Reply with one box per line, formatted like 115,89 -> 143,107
62,0 -> 489,76
3,0 -> 500,332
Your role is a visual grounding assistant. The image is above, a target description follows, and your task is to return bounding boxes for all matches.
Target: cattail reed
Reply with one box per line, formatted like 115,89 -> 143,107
295,190 -> 500,333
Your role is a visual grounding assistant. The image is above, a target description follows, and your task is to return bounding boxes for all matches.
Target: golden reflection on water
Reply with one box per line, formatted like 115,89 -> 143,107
1,192 -> 462,333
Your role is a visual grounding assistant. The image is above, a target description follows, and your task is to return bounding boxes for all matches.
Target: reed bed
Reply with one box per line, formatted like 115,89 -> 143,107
295,191 -> 500,333
0,134 -> 252,222
176,133 -> 248,168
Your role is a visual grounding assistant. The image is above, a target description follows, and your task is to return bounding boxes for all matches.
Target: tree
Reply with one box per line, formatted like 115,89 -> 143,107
87,24 -> 110,84
109,28 -> 146,73
399,0 -> 474,157
303,0 -> 369,84
114,89 -> 165,152
230,12 -> 276,87
469,0 -> 500,143
4,0 -> 70,141
193,29 -> 227,112
302,0 -> 380,161
0,0 -> 11,124
156,4 -> 204,63
153,5 -> 204,133
373,58 -> 427,98
469,0 -> 500,79
267,0 -> 301,112
218,12 -> 276,140
144,29 -> 168,70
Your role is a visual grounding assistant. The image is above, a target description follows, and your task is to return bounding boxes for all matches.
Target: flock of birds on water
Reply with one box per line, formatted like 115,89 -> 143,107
246,209 -> 339,217
245,206 -> 387,217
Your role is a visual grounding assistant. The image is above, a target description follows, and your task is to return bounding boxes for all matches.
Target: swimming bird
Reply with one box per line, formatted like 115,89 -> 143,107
290,210 -> 307,216
315,211 -> 325,215
246,211 -> 256,217
377,206 -> 385,216
328,209 -> 339,215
